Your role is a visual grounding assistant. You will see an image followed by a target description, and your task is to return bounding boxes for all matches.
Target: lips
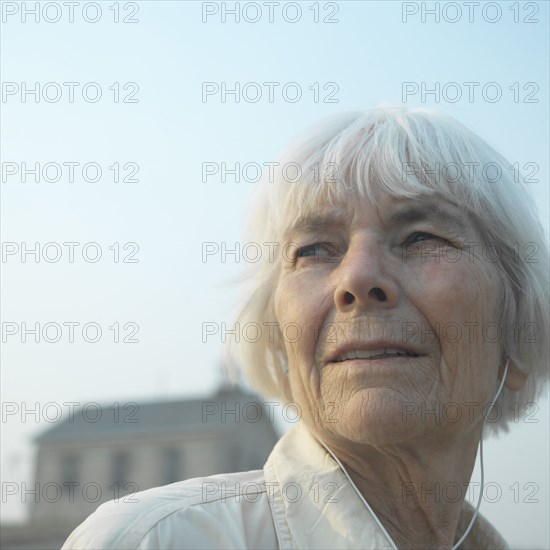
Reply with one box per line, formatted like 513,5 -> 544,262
327,342 -> 422,364
333,348 -> 419,362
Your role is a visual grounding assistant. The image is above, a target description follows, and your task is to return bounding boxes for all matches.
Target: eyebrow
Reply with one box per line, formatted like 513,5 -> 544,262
283,201 -> 470,241
284,213 -> 347,239
388,202 -> 469,233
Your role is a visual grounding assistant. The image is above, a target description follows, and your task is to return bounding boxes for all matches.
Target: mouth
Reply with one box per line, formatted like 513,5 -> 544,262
331,348 -> 420,363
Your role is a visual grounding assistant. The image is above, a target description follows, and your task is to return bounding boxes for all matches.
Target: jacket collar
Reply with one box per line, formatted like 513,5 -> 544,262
264,422 -> 509,549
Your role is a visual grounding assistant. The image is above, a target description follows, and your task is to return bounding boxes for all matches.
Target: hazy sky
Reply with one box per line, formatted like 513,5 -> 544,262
1,1 -> 549,548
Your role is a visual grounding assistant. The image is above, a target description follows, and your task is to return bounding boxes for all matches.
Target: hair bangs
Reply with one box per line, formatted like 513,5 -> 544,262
270,113 -> 445,239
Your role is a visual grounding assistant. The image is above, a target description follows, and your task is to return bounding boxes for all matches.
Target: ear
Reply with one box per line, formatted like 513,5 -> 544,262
500,359 -> 529,392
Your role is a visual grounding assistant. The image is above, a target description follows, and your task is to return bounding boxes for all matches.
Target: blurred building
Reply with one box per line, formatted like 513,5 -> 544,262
1,386 -> 280,549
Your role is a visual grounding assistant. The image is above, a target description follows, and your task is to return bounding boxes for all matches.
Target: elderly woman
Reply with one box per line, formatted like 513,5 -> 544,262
63,107 -> 548,549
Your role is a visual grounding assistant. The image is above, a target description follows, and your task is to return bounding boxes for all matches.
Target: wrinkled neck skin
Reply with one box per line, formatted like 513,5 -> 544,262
319,423 -> 483,550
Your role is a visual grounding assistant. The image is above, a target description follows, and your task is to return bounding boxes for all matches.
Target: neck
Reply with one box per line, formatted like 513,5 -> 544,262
321,428 -> 482,550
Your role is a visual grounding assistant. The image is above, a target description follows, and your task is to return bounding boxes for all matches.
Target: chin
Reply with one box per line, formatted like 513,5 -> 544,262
333,389 -> 430,446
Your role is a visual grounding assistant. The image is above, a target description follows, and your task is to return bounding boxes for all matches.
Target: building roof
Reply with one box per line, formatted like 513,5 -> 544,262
35,386 -> 276,445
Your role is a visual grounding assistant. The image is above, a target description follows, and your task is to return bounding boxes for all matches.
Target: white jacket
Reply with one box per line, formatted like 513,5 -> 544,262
63,422 -> 509,549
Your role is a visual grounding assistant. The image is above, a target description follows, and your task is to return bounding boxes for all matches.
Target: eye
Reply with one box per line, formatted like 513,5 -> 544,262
400,231 -> 460,262
404,231 -> 446,246
295,242 -> 337,262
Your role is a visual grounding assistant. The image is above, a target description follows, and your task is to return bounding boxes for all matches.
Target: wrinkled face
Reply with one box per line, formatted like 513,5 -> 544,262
274,192 -> 504,448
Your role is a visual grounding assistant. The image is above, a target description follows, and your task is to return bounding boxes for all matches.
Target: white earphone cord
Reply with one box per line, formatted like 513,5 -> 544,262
451,358 -> 509,550
320,358 -> 510,550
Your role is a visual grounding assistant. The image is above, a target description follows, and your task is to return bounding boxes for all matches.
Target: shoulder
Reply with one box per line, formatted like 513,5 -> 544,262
62,470 -> 278,550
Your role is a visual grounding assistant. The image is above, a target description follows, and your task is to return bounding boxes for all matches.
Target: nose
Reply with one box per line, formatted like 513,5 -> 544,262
333,235 -> 399,312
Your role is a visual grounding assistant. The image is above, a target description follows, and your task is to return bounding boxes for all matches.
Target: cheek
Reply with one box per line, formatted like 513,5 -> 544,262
274,273 -> 333,401
408,260 -> 502,399
274,271 -> 333,343
274,276 -> 310,365
409,259 -> 498,327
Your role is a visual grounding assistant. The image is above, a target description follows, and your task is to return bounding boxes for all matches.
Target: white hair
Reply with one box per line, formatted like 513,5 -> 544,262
225,106 -> 549,437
